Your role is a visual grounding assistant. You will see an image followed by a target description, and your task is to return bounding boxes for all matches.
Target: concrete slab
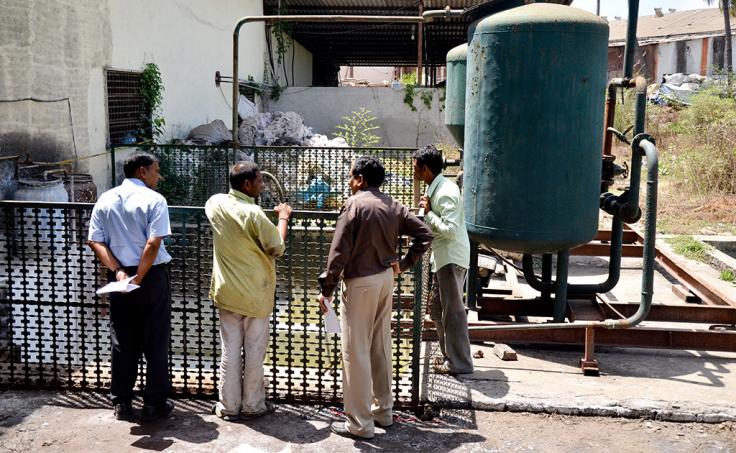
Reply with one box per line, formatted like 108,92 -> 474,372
421,253 -> 736,422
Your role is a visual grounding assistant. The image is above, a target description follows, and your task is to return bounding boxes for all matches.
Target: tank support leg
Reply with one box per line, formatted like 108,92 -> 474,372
541,253 -> 553,306
552,250 -> 570,323
580,326 -> 600,376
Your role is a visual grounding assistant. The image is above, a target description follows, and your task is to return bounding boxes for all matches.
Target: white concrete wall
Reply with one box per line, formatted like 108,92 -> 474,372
656,37 -> 736,80
268,87 -> 455,149
108,0 -> 266,141
269,35 -> 313,87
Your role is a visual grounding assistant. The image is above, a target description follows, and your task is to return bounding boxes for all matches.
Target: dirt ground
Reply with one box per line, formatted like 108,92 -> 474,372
0,390 -> 734,453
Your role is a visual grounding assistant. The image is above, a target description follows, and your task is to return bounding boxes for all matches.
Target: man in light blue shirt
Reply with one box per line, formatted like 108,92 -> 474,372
88,152 -> 174,422
413,145 -> 474,375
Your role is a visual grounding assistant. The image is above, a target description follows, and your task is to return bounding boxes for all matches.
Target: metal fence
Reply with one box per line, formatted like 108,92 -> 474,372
0,201 -> 428,410
111,145 -> 420,209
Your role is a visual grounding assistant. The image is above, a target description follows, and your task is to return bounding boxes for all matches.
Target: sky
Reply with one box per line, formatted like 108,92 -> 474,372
572,0 -> 717,18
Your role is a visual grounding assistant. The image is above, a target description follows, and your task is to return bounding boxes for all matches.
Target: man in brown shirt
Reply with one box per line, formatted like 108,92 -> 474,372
319,156 -> 432,439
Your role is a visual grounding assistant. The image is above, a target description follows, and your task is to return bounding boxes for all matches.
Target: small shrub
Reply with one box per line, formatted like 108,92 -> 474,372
721,268 -> 735,282
333,107 -> 381,147
665,235 -> 711,262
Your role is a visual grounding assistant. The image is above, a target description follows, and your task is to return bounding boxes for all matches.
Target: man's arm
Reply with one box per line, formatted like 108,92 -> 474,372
131,236 -> 163,285
88,241 -> 127,282
320,204 -> 355,297
424,192 -> 462,241
398,208 -> 433,272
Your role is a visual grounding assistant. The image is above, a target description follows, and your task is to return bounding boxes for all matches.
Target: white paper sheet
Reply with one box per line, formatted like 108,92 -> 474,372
96,276 -> 140,295
324,303 -> 341,334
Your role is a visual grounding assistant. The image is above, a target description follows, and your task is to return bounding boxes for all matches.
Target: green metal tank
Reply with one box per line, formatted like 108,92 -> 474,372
463,3 -> 609,253
445,44 -> 468,147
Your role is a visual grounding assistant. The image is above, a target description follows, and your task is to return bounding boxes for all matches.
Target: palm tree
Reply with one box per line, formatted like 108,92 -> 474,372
705,0 -> 735,76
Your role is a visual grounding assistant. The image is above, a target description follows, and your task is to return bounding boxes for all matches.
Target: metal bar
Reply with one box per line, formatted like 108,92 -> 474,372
431,326 -> 736,352
571,242 -> 640,257
478,298 -> 736,325
466,240 -> 479,311
627,227 -> 736,307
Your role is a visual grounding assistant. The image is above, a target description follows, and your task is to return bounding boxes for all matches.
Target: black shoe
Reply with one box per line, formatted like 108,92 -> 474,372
375,420 -> 393,429
113,403 -> 133,421
141,400 -> 174,422
330,421 -> 374,440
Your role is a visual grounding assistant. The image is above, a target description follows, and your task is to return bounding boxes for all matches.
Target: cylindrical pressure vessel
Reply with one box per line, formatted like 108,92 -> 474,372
463,3 -> 609,253
445,44 -> 468,147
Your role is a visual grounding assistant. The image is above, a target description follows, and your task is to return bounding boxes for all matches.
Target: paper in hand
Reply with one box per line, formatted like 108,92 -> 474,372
96,276 -> 140,295
324,303 -> 341,334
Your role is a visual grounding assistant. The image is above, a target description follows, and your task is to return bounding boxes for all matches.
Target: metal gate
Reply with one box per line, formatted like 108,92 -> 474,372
0,201 -> 428,409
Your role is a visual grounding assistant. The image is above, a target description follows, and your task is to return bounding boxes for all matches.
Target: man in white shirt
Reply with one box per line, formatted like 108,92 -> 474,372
88,152 -> 174,422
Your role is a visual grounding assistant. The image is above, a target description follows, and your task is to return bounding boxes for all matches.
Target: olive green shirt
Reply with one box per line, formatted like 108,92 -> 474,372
205,189 -> 285,318
425,174 -> 470,272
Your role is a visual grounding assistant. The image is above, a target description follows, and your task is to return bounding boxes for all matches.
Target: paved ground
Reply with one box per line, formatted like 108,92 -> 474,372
0,390 -> 734,452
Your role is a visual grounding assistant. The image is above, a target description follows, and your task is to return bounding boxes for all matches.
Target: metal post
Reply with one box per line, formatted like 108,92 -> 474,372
541,253 -> 553,304
466,240 -> 479,311
553,250 -> 570,323
410,260 -> 425,414
110,146 -> 116,186
417,1 -> 424,85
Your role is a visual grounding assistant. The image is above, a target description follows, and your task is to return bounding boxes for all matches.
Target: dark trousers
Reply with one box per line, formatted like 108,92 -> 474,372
429,264 -> 474,374
109,264 -> 171,406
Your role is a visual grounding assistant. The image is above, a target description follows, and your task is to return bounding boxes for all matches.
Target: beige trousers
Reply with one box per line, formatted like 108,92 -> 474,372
215,308 -> 269,415
341,268 -> 394,438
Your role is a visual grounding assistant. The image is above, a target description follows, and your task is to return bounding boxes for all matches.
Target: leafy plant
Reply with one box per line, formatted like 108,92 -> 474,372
139,63 -> 166,142
721,268 -> 735,282
420,90 -> 434,110
333,108 -> 381,147
666,235 -> 712,262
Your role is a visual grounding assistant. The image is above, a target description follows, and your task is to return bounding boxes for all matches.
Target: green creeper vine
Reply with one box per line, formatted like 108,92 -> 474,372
400,72 -> 434,111
139,63 -> 165,141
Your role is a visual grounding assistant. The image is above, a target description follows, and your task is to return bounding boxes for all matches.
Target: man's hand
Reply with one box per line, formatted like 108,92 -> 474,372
390,260 -> 402,277
274,203 -> 293,219
318,294 -> 334,315
419,195 -> 431,212
130,274 -> 142,286
115,269 -> 129,282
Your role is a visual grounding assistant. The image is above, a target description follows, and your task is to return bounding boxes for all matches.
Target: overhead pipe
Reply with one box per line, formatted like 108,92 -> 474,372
231,7 -> 464,148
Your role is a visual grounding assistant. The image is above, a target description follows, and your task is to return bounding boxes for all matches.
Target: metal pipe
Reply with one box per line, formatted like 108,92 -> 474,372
522,218 -> 623,295
553,250 -> 570,322
602,83 -> 617,156
468,138 -> 658,332
232,9 -> 464,149
623,0 -> 640,79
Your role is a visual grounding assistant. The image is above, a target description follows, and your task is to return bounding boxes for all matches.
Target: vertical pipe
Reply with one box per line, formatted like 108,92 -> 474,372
417,2 -> 424,85
541,253 -> 553,304
232,26 -> 242,151
410,259 -> 425,414
623,0 -> 640,79
110,146 -> 116,186
466,240 -> 478,311
553,250 -> 570,323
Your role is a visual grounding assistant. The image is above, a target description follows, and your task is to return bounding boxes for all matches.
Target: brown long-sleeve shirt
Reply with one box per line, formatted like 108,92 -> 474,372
321,187 -> 433,297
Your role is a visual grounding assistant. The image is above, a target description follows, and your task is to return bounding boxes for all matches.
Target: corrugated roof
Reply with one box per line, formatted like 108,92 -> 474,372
608,8 -> 736,45
263,0 -> 572,67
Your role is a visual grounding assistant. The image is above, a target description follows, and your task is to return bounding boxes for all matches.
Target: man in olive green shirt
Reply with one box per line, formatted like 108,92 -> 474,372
413,145 -> 474,375
205,161 -> 292,420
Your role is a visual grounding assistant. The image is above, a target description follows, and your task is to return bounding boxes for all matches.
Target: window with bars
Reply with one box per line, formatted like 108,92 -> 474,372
105,69 -> 147,145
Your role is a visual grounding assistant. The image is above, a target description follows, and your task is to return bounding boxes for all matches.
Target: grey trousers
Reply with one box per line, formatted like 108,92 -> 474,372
429,263 -> 474,374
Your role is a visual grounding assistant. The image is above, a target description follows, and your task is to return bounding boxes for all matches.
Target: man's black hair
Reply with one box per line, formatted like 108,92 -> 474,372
352,156 -> 385,187
412,145 -> 443,176
229,161 -> 260,190
123,152 -> 159,178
